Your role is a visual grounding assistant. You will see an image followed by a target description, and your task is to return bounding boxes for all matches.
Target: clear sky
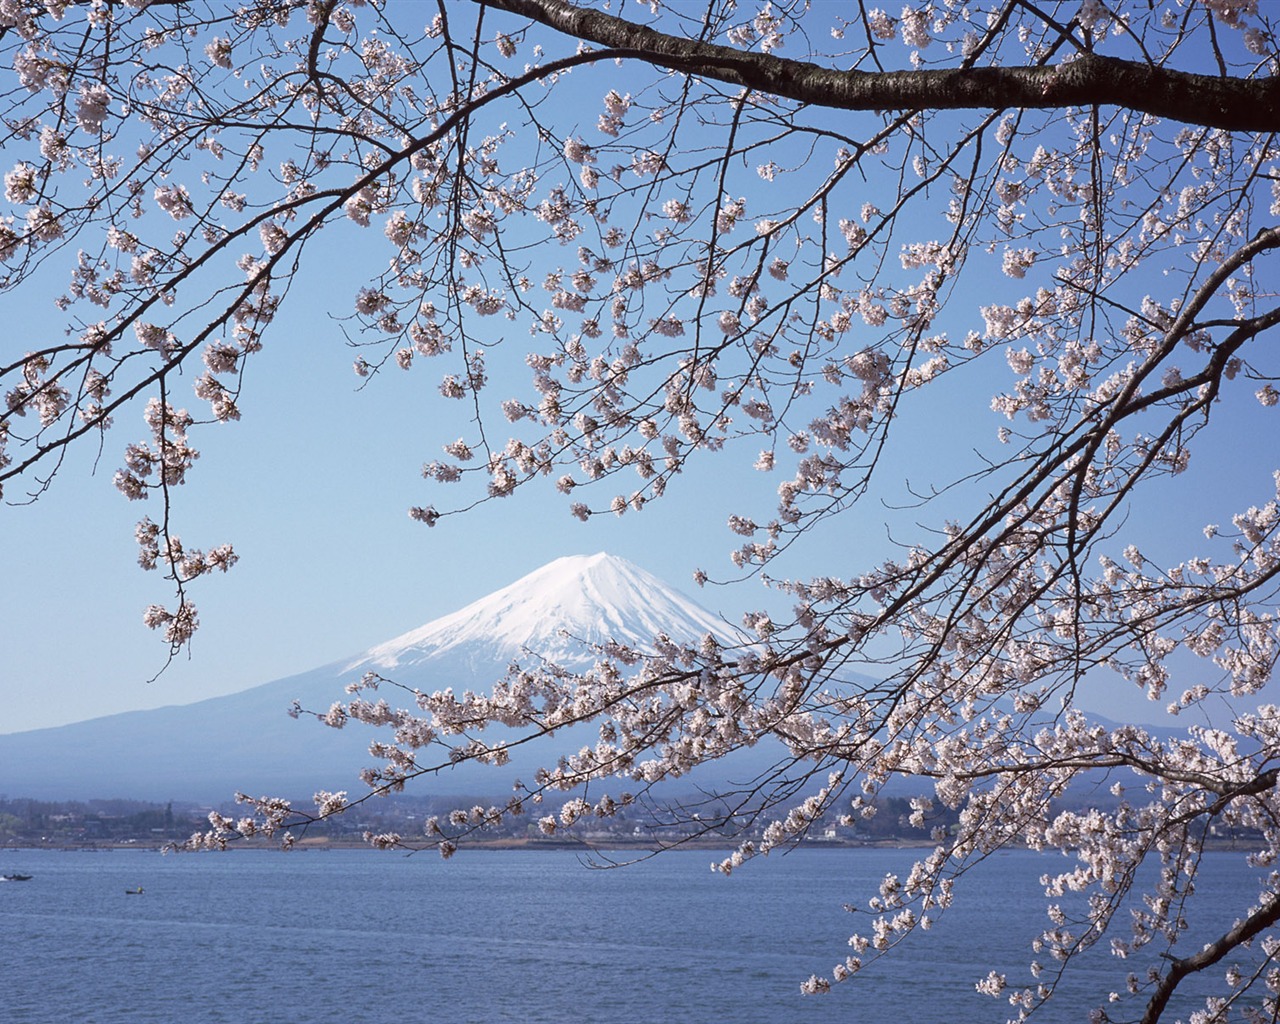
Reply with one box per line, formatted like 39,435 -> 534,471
0,47 -> 940,732
5,261 -> 1270,736
0,243 -> 985,731
2,11 -> 1275,739
0,294 -> 763,731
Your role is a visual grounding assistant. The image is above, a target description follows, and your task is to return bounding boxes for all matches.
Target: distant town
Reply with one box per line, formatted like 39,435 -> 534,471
0,792 -> 971,851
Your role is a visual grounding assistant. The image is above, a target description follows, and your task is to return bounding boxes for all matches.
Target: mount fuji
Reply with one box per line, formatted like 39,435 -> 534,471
0,554 -> 742,802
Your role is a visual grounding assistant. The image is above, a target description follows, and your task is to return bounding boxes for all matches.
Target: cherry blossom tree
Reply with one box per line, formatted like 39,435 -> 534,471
5,0 -> 1280,1020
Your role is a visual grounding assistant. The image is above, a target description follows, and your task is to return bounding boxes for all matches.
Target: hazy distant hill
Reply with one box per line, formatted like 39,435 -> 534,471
0,554 -> 747,803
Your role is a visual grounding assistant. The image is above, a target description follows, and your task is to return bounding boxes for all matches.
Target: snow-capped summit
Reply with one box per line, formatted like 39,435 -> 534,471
0,553 -> 740,800
350,552 -> 730,676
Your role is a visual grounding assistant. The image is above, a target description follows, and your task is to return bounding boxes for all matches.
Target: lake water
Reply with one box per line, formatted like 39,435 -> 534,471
0,846 -> 1263,1023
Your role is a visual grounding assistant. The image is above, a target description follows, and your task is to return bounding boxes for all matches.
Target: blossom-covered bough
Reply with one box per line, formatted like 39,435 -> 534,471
5,0 -> 1280,1019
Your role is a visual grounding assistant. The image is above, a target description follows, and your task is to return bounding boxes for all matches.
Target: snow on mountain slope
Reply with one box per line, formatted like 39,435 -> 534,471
350,552 -> 732,675
0,554 -> 746,800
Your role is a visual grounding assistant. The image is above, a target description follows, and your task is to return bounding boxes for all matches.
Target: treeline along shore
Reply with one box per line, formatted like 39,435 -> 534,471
0,792 -> 962,850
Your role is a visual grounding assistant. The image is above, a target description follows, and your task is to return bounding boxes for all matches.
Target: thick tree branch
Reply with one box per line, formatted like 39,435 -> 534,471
1140,892 -> 1280,1024
482,0 -> 1280,132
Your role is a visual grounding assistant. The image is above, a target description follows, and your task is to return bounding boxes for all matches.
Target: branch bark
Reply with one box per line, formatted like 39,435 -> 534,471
481,0 -> 1280,133
1139,893 -> 1280,1024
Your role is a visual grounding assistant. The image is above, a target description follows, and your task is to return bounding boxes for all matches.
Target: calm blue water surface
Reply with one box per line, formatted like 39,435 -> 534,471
0,846 -> 1263,1023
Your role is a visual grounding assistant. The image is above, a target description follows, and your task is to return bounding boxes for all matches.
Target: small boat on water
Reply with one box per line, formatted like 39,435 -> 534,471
124,886 -> 144,895
0,874 -> 32,882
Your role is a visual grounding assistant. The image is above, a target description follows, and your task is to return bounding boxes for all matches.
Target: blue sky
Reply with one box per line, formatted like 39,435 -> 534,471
2,10 -> 1276,739
0,294 -> 780,731
6,262 -> 1271,736
4,190 -> 1275,735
